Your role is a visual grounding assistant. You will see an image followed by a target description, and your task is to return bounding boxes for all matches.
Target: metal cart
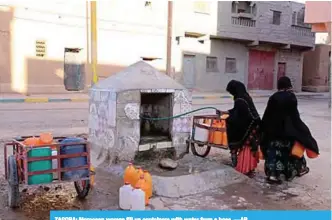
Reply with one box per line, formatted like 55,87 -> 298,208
187,113 -> 229,157
4,136 -> 93,208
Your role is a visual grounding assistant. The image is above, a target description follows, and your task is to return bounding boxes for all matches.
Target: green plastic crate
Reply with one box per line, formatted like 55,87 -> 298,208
27,147 -> 53,185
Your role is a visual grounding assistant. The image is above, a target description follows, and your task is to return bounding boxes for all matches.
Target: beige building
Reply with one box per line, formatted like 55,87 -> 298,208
302,44 -> 331,92
0,1 -> 315,94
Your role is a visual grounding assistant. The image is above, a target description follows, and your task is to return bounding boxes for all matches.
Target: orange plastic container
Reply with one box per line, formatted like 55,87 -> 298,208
143,170 -> 152,198
132,166 -> 144,187
222,130 -> 228,146
23,137 -> 41,147
208,124 -> 214,143
39,133 -> 53,144
220,120 -> 228,146
212,121 -> 223,145
291,141 -> 305,158
39,133 -> 57,150
135,175 -> 149,205
306,149 -> 319,159
123,163 -> 136,185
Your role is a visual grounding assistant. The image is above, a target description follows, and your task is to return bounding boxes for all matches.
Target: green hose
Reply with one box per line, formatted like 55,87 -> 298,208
139,106 -> 219,121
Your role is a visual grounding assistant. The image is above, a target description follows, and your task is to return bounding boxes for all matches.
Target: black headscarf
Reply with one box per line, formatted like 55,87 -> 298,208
226,80 -> 248,99
225,80 -> 261,150
277,76 -> 292,90
260,76 -> 319,154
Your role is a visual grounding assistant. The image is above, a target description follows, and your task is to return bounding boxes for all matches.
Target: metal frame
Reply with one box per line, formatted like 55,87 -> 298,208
4,136 -> 92,187
187,113 -> 229,157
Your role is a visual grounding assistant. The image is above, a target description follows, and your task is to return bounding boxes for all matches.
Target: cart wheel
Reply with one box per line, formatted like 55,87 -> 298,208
190,142 -> 211,158
74,179 -> 90,199
7,155 -> 20,208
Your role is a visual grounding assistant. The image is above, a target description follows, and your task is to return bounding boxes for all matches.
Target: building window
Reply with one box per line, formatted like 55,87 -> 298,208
206,56 -> 218,72
237,1 -> 251,13
35,40 -> 46,57
193,2 -> 210,14
292,8 -> 310,28
272,10 -> 281,25
292,11 -> 297,25
144,1 -> 152,8
231,1 -> 256,16
296,8 -> 305,26
225,57 -> 237,73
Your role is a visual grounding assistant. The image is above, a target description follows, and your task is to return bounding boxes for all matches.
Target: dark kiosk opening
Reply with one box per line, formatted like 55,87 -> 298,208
140,93 -> 172,145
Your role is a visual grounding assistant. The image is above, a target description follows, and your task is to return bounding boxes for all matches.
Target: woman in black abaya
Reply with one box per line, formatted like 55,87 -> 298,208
260,76 -> 319,183
225,80 -> 261,176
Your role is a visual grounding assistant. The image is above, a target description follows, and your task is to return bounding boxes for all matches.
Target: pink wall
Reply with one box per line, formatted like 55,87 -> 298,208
305,1 -> 331,24
305,1 -> 331,33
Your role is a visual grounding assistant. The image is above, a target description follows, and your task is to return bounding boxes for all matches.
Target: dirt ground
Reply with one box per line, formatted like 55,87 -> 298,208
0,98 -> 330,219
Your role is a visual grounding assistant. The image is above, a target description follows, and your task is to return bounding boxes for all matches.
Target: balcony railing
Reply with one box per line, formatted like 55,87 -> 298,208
231,17 -> 256,27
291,25 -> 315,37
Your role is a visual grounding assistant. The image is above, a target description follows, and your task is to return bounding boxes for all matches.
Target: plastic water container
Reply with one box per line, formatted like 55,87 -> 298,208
119,182 -> 133,210
194,126 -> 209,142
123,163 -> 136,185
143,170 -> 153,198
130,186 -> 145,210
136,175 -> 150,205
132,167 -> 144,187
52,150 -> 58,179
28,147 -> 53,185
60,137 -> 88,180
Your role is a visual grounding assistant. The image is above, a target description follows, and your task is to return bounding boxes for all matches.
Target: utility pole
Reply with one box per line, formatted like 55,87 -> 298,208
166,1 -> 173,77
85,1 -> 90,89
90,0 -> 98,85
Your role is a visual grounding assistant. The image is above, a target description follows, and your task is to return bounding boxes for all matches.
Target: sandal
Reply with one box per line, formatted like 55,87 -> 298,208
297,167 -> 310,177
247,170 -> 256,178
267,176 -> 282,184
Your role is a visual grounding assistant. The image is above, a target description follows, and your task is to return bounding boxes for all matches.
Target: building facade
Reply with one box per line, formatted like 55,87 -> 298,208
303,1 -> 331,94
302,44 -> 331,92
172,1 -> 315,92
0,1 -> 315,94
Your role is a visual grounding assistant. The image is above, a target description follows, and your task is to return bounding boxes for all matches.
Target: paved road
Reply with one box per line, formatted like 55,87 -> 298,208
0,97 -> 330,218
0,97 -> 271,139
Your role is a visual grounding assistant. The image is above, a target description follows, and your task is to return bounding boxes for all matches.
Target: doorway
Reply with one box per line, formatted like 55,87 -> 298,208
183,54 -> 196,89
248,50 -> 275,90
277,62 -> 286,82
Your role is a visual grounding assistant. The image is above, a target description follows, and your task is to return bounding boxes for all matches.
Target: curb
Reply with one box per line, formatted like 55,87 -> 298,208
0,97 -> 89,103
0,93 -> 326,103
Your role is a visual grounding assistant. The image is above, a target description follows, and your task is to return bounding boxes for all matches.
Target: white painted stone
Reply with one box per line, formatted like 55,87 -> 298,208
156,142 -> 172,149
139,144 -> 151,151
124,103 -> 140,120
